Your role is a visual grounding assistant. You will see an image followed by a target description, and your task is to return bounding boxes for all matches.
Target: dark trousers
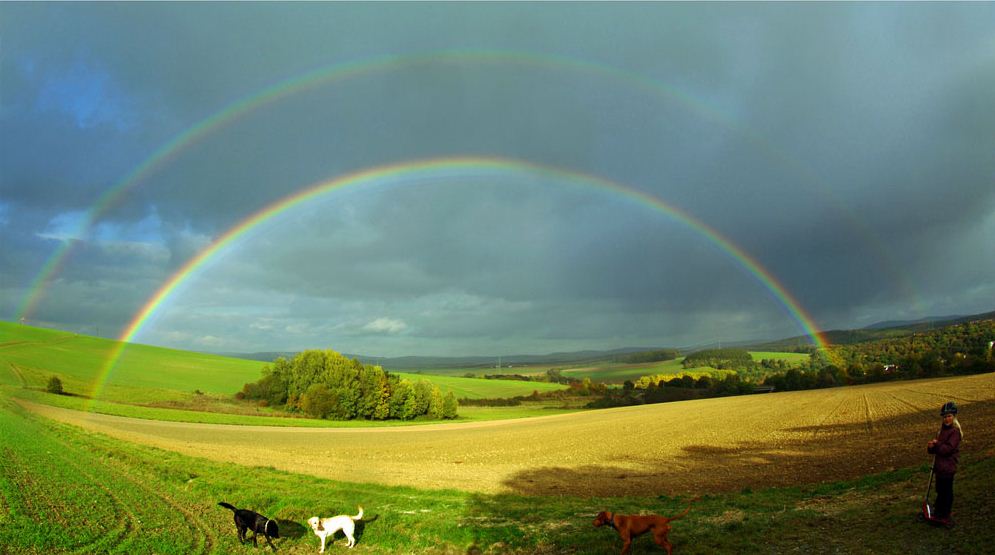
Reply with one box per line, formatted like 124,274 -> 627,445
934,474 -> 954,518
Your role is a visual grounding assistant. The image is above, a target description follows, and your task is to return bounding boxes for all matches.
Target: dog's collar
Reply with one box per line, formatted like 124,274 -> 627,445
606,512 -> 617,530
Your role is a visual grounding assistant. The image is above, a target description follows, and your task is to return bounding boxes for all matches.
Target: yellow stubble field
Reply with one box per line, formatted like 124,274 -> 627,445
22,373 -> 995,497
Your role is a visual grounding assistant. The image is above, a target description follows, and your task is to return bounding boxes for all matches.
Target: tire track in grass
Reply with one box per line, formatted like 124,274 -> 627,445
6,362 -> 27,387
96,453 -> 217,554
4,398 -> 211,554
1,408 -> 138,553
64,467 -> 139,554
1,442 -> 115,551
39,417 -> 216,554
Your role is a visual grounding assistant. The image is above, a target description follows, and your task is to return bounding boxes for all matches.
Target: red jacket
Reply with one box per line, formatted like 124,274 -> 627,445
927,423 -> 961,476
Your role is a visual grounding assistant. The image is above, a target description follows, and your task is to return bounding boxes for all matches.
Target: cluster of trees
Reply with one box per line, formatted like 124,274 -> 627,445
833,320 -> 994,376
238,350 -> 457,420
613,349 -> 680,364
759,321 -> 995,391
587,372 -> 759,409
681,348 -> 754,370
590,319 -> 995,407
631,370 -> 735,390
762,366 -> 847,391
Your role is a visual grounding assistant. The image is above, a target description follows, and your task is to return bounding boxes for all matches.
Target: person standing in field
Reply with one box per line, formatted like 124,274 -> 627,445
927,401 -> 963,525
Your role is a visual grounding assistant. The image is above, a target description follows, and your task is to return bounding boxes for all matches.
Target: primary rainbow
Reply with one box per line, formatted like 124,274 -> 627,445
15,48 -> 918,325
89,156 -> 829,403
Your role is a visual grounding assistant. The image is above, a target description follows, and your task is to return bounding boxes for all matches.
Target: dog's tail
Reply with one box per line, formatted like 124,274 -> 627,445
217,502 -> 237,512
352,506 -> 364,521
667,497 -> 700,522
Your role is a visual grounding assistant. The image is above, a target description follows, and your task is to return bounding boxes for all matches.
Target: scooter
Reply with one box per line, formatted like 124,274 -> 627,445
918,455 -> 953,527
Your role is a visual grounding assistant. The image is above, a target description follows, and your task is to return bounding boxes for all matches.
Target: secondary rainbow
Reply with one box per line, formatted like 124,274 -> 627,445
15,50 -> 716,322
15,48 -> 916,325
89,156 -> 830,403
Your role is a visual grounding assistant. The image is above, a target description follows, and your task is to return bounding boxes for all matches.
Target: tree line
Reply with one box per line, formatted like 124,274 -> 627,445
681,348 -> 754,369
593,319 -> 995,406
238,349 -> 458,420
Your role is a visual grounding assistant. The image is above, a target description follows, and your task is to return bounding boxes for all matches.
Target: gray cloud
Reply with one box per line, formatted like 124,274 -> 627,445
3,3 -> 993,355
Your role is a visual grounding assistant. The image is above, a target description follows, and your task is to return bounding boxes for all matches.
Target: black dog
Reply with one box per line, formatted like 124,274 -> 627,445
218,501 -> 280,549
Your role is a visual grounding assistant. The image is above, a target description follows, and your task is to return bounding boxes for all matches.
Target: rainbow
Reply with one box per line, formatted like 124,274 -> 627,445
14,48 -> 918,325
89,156 -> 830,404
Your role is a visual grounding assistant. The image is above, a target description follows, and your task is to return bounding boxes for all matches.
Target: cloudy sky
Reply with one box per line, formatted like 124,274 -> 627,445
2,3 -> 994,357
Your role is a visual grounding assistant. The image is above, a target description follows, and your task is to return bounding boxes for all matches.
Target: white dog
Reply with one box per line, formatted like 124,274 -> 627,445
307,507 -> 363,551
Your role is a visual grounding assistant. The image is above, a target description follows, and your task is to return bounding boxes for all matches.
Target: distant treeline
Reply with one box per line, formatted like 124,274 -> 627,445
238,350 -> 457,420
587,372 -> 760,409
594,319 -> 995,407
761,320 -> 995,391
460,377 -> 608,407
478,368 -> 575,384
682,348 -> 754,369
613,349 -> 680,364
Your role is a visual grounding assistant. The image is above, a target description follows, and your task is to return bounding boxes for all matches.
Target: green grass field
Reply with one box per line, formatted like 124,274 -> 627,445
1,390 -> 990,554
0,323 -> 566,424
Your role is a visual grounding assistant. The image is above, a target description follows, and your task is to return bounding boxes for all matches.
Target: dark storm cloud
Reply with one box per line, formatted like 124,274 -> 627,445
2,3 -> 993,354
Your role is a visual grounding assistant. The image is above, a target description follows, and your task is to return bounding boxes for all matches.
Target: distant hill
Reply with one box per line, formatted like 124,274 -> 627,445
224,347 -> 658,369
863,311 -> 994,330
223,309 -> 995,368
219,351 -> 298,363
750,308 -> 995,350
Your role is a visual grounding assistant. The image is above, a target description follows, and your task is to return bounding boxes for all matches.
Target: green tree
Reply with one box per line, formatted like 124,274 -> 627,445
413,381 -> 433,416
428,386 -> 446,419
373,371 -> 392,420
389,380 -> 414,420
46,376 -> 64,395
300,383 -> 336,419
442,391 -> 458,419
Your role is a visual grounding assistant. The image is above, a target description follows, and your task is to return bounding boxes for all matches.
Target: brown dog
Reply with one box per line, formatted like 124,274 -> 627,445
593,498 -> 697,555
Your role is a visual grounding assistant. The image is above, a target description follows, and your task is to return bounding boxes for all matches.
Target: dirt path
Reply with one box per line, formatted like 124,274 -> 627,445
20,373 -> 995,497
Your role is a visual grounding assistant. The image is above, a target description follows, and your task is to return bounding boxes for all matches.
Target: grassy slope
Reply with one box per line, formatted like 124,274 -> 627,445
0,323 -> 565,417
1,391 -> 990,554
0,323 -> 267,400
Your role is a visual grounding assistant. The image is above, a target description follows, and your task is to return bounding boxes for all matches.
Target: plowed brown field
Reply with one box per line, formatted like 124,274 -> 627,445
22,373 -> 995,497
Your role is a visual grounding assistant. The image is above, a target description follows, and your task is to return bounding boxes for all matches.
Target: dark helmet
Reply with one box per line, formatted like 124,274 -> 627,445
940,401 -> 958,416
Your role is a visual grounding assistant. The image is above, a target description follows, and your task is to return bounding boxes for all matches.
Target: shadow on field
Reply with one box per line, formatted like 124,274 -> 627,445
459,491 -> 704,554
274,519 -> 308,539
495,399 -> 995,498
460,491 -> 615,555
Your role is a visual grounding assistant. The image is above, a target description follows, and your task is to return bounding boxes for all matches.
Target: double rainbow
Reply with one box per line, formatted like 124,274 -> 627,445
15,49 -> 914,325
89,157 -> 830,402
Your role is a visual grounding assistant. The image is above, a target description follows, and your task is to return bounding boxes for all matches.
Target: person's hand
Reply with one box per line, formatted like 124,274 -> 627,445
928,439 -> 937,447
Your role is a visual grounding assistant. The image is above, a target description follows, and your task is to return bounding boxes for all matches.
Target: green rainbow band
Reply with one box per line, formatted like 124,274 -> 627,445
16,48 -> 915,325
90,156 -> 828,404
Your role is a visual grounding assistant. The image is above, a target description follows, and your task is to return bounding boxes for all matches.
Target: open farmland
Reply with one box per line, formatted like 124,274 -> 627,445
21,372 -> 995,498
0,323 -> 566,421
560,350 -> 809,383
